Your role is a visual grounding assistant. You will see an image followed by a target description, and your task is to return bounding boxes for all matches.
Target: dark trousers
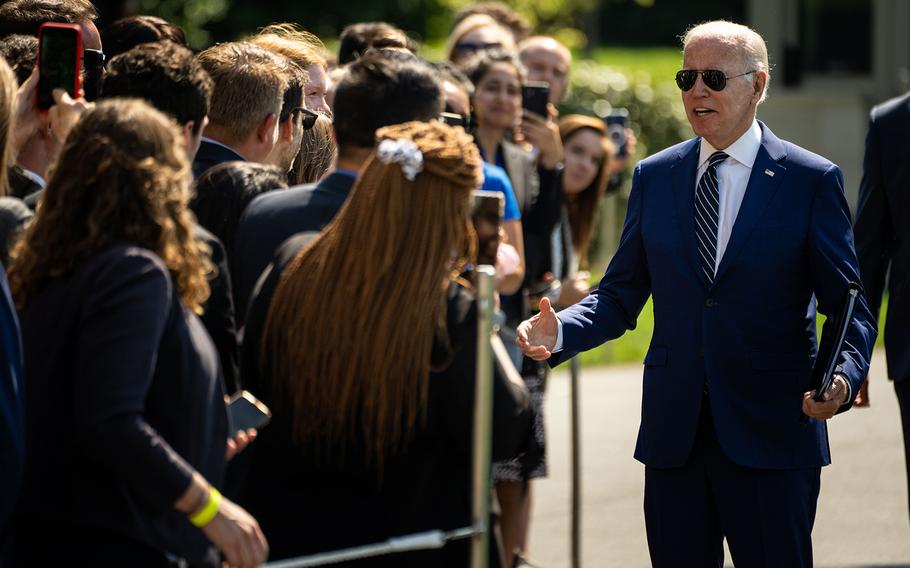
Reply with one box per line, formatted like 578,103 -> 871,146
896,379 -> 910,525
644,398 -> 821,568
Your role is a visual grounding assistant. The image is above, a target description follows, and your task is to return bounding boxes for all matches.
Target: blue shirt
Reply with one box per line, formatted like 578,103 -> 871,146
481,162 -> 520,221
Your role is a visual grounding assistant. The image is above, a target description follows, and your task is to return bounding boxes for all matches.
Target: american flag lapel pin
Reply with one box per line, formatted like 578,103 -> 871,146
764,169 -> 775,177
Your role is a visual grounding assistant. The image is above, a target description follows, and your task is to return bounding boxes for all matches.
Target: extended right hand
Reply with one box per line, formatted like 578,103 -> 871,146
202,497 -> 269,568
516,297 -> 558,361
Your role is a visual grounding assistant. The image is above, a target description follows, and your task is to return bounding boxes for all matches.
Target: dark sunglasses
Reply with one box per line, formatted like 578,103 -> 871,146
675,69 -> 755,92
453,41 -> 502,56
82,49 -> 105,70
292,107 -> 318,130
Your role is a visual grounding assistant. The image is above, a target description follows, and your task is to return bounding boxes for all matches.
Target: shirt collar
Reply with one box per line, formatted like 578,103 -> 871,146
699,119 -> 761,169
200,136 -> 246,161
333,168 -> 358,180
19,167 -> 45,188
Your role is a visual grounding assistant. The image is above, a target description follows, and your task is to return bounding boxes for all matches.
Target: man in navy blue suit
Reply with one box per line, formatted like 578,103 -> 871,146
0,261 -> 24,540
518,20 -> 876,567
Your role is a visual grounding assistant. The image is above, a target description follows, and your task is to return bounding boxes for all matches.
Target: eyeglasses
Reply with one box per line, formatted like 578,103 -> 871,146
453,41 -> 503,56
675,69 -> 756,92
292,107 -> 318,130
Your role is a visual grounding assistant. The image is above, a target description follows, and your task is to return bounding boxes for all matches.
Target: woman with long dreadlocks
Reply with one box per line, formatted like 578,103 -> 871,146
232,120 -> 535,565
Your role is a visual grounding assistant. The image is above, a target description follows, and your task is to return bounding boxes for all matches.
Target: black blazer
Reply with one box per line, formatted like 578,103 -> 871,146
228,234 -> 534,564
855,91 -> 910,383
194,225 -> 240,393
232,170 -> 356,322
0,262 -> 23,539
193,139 -> 245,179
8,245 -> 228,566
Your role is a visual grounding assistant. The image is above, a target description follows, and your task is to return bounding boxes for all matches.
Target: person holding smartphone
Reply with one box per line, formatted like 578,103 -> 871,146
5,99 -> 267,567
463,48 -> 563,566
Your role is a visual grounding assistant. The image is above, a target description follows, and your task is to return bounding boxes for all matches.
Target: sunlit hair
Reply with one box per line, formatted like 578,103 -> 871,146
682,20 -> 770,103
289,113 -> 336,185
446,13 -> 515,64
0,58 -> 16,197
558,114 -> 615,268
252,23 -> 328,69
452,2 -> 530,42
262,120 -> 482,467
9,99 -> 211,312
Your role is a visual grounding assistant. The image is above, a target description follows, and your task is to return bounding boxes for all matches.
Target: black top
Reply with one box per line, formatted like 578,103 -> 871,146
854,91 -> 910,383
228,234 -> 534,565
7,166 -> 42,201
232,170 -> 356,323
194,225 -> 240,393
193,139 -> 245,179
10,245 -> 228,566
0,262 -> 24,540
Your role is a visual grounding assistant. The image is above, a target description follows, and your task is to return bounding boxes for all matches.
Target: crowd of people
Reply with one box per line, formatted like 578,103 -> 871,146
0,1 -> 633,566
0,1 -> 902,568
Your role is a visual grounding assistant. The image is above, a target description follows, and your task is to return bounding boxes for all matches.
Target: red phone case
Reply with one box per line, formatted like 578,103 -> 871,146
37,22 -> 83,109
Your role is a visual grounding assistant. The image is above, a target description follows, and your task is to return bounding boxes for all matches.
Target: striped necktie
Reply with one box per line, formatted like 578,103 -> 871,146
694,151 -> 728,285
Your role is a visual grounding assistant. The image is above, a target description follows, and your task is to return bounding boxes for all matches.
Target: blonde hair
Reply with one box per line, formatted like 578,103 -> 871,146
682,20 -> 770,103
197,42 -> 291,143
0,58 -> 16,197
9,99 -> 211,312
262,121 -> 482,467
446,13 -> 515,63
290,114 -> 336,185
250,23 -> 328,71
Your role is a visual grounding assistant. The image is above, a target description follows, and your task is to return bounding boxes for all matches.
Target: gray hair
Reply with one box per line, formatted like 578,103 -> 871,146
681,20 -> 770,103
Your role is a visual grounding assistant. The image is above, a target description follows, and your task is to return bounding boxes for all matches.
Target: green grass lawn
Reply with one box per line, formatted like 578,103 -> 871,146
585,45 -> 682,85
579,294 -> 887,368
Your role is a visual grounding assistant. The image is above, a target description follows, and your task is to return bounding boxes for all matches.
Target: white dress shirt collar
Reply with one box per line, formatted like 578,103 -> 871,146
698,119 -> 762,170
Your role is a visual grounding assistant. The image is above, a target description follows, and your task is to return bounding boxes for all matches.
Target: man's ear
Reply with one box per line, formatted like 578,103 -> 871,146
753,71 -> 767,101
278,117 -> 293,144
257,112 -> 279,144
182,121 -> 196,150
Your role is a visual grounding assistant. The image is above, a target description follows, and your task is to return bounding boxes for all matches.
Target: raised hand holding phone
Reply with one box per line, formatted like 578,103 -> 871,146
37,23 -> 82,109
517,296 -> 558,360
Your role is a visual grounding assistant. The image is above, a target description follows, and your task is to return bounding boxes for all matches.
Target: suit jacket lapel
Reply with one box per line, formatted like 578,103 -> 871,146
671,139 -> 703,285
713,123 -> 788,286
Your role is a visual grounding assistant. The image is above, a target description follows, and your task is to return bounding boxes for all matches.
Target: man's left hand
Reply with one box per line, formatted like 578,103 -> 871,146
802,374 -> 850,420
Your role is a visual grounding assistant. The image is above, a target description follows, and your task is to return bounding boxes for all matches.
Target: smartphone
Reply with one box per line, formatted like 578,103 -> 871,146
604,108 -> 630,158
228,390 -> 272,434
521,82 -> 550,118
37,23 -> 83,109
439,112 -> 466,128
471,190 -> 504,267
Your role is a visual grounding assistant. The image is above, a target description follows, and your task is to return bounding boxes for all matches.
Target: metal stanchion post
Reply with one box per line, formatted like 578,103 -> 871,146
471,266 -> 496,568
570,356 -> 582,568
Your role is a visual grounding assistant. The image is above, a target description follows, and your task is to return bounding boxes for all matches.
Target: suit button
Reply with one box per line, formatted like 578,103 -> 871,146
705,298 -> 715,307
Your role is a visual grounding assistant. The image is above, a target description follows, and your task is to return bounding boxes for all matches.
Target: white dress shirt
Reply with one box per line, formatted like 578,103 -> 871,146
553,120 -> 762,352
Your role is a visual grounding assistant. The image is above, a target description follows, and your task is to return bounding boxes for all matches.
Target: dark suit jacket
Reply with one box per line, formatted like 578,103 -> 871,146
855,91 -> 910,383
194,225 -> 240,393
232,170 -> 357,322
553,122 -> 876,470
0,262 -> 24,538
9,245 -> 227,566
229,234 -> 533,565
193,139 -> 245,179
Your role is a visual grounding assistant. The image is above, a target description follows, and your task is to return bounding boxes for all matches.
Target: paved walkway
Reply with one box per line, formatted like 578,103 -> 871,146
529,351 -> 910,568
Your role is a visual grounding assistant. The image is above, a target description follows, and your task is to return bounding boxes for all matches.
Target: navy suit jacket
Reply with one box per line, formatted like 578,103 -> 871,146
232,170 -> 357,322
854,92 -> 910,383
0,262 -> 24,535
193,140 -> 245,179
553,122 -> 876,470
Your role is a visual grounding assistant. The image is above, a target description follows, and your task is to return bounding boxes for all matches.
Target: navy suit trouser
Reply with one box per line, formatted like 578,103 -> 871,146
644,396 -> 821,568
896,379 -> 910,526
